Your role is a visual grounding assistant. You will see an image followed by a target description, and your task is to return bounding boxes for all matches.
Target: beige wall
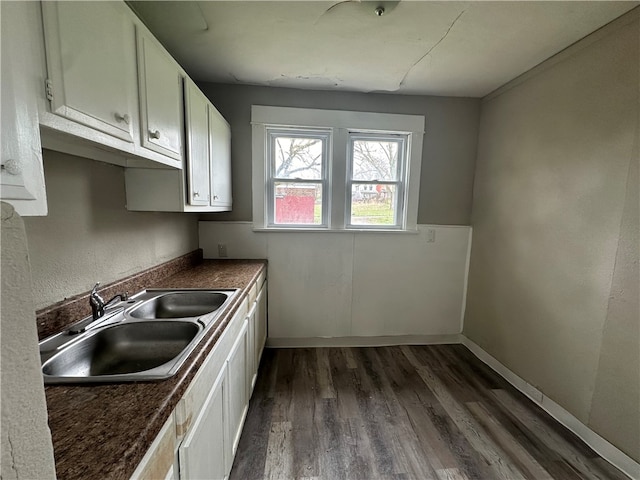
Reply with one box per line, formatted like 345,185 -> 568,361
464,11 -> 639,462
589,136 -> 639,459
198,83 -> 480,225
23,150 -> 199,310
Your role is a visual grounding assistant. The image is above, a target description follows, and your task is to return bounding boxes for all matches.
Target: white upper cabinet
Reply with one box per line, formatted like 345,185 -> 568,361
2,0 -> 232,215
209,106 -> 232,209
41,1 -> 137,143
184,80 -> 211,206
125,89 -> 233,212
0,1 -> 47,215
136,28 -> 184,161
38,1 -> 182,169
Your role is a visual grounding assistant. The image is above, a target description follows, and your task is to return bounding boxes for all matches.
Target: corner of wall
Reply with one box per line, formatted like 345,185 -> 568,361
1,202 -> 57,479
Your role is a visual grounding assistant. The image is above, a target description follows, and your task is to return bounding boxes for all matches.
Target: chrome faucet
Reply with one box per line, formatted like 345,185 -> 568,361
69,283 -> 128,334
90,282 -> 106,320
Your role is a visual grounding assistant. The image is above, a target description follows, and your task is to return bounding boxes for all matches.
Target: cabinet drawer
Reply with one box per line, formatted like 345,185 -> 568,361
130,414 -> 176,480
248,269 -> 266,304
256,269 -> 266,290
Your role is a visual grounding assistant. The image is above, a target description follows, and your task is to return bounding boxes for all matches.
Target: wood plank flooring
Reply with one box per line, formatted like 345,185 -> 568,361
230,345 -> 630,480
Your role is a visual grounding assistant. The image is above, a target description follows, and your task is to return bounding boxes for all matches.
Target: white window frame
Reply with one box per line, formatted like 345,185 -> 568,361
252,105 -> 425,232
266,127 -> 331,228
346,131 -> 408,230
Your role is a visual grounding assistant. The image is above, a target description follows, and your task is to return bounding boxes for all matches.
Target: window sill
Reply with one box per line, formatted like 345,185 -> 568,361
252,227 -> 419,234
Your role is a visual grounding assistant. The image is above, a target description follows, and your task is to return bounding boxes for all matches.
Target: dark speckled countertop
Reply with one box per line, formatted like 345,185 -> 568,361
44,259 -> 267,480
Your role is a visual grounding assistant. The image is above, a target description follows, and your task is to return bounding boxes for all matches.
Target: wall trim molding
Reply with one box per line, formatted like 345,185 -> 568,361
200,220 -> 472,229
460,337 -> 640,480
266,334 -> 463,348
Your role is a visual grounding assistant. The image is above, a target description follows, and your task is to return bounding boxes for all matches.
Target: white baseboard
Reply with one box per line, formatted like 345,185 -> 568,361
266,334 -> 463,348
461,336 -> 640,480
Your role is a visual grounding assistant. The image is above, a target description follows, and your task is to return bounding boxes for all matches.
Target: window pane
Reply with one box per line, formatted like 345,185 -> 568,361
274,182 -> 323,225
350,184 -> 397,226
352,140 -> 400,181
273,136 -> 323,180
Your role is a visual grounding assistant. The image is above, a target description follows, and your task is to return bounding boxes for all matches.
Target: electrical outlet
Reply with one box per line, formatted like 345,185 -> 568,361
217,243 -> 228,257
426,228 -> 436,243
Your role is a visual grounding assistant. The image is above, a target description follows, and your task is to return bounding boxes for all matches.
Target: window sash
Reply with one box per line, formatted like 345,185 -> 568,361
266,128 -> 330,227
346,133 -> 407,229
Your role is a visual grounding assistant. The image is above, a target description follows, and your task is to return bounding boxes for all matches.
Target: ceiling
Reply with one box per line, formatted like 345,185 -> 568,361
129,1 -> 638,98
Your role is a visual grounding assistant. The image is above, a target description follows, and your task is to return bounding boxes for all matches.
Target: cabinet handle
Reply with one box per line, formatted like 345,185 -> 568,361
193,192 -> 200,198
149,130 -> 161,139
213,195 -> 218,200
114,113 -> 130,125
1,159 -> 21,175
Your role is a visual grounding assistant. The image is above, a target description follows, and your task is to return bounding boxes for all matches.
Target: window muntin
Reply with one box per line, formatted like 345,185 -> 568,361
347,133 -> 407,228
267,129 -> 330,227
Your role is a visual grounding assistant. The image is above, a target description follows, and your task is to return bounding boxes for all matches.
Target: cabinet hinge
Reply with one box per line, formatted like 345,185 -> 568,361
45,78 -> 54,101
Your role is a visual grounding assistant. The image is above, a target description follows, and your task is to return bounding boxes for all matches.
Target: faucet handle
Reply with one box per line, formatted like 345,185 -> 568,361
90,283 -> 104,303
89,282 -> 106,320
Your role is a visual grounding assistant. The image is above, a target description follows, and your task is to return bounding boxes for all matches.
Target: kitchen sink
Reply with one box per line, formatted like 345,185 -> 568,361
42,321 -> 201,380
40,288 -> 239,384
128,291 -> 230,320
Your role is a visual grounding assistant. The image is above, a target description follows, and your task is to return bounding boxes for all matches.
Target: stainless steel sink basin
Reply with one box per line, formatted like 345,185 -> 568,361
42,321 -> 201,382
40,288 -> 239,384
128,291 -> 230,320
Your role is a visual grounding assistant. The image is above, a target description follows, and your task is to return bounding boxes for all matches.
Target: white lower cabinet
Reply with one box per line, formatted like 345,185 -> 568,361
255,286 -> 267,377
226,320 -> 249,459
246,301 -> 258,392
248,282 -> 267,393
133,276 -> 267,480
179,367 -> 227,480
130,415 -> 178,480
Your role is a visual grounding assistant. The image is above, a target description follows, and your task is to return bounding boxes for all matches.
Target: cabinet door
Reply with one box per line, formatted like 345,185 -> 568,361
179,368 -> 227,480
41,1 -> 136,142
256,286 -> 267,366
184,80 -> 210,206
137,29 -> 183,161
208,105 -> 232,209
1,1 -> 47,215
246,301 -> 258,393
226,319 -> 249,460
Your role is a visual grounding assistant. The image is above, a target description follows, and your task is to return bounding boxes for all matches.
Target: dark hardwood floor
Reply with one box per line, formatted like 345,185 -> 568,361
230,345 -> 630,480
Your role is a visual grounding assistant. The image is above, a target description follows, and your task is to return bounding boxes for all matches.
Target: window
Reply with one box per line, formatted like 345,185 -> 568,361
267,129 -> 330,227
347,133 -> 407,228
252,106 -> 424,231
